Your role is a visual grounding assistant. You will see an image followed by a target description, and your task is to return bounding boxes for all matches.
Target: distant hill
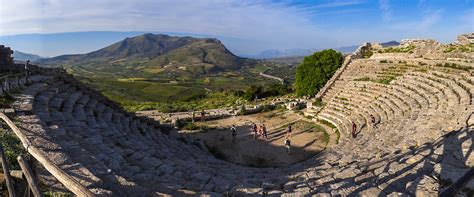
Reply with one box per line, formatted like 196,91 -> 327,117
39,33 -> 245,76
248,41 -> 399,59
381,40 -> 400,47
13,50 -> 44,61
249,45 -> 358,59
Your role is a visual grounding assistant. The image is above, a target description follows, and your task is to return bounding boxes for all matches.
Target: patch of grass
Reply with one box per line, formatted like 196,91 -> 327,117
318,119 -> 336,129
0,92 -> 16,108
181,122 -> 210,131
435,63 -> 471,71
372,76 -> 396,85
354,77 -> 371,81
338,97 -> 348,101
443,43 -> 474,53
380,44 -> 416,53
0,124 -> 26,171
44,191 -> 73,197
312,124 -> 330,145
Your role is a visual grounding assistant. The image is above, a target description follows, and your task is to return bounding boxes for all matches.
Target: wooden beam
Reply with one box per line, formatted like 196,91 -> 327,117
0,145 -> 16,197
17,155 -> 43,197
0,113 -> 94,196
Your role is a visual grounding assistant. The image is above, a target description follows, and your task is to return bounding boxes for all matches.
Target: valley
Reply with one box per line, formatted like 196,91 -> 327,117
38,34 -> 298,111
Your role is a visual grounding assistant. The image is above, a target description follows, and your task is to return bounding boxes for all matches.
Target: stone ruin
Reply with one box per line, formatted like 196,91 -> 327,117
456,33 -> 474,45
0,45 -> 14,66
0,32 -> 473,196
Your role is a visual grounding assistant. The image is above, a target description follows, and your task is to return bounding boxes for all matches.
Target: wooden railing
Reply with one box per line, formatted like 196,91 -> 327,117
0,113 -> 95,196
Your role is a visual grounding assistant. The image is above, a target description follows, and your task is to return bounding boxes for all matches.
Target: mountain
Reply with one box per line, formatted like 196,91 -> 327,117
38,33 -> 244,76
381,40 -> 400,47
249,46 -> 358,59
248,49 -> 317,59
13,50 -> 44,61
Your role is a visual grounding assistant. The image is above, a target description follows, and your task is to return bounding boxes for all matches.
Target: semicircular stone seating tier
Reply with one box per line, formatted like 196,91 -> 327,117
12,57 -> 474,196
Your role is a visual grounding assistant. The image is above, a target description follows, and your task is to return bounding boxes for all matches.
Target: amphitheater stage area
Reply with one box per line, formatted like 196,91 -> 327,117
181,111 -> 329,167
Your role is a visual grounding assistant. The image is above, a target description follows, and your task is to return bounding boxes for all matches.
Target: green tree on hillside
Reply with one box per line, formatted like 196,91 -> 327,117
294,49 -> 343,97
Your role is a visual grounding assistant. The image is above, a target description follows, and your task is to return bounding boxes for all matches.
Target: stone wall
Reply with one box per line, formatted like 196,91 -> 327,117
351,42 -> 371,59
313,42 -> 374,100
0,63 -> 160,127
0,45 -> 14,66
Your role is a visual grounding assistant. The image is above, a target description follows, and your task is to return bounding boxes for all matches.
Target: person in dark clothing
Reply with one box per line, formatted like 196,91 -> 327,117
262,124 -> 268,140
25,60 -> 30,83
352,121 -> 357,138
284,138 -> 291,154
252,123 -> 258,139
286,125 -> 292,138
200,110 -> 205,122
231,125 -> 237,142
370,114 -> 377,129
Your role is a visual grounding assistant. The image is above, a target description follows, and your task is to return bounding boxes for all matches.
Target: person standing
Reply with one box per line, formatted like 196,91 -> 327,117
262,124 -> 268,140
286,125 -> 292,138
231,125 -> 237,142
25,60 -> 30,84
252,123 -> 258,139
200,110 -> 205,122
284,138 -> 291,154
352,121 -> 357,138
370,114 -> 377,129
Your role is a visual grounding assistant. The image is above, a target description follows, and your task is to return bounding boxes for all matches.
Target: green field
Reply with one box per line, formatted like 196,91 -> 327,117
67,59 -> 298,112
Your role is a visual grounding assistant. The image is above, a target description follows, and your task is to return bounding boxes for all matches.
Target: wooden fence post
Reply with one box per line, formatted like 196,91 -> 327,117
17,155 -> 43,197
0,145 -> 16,197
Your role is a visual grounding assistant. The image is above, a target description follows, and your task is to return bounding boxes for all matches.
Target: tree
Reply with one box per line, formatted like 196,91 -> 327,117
294,49 -> 343,97
243,85 -> 263,101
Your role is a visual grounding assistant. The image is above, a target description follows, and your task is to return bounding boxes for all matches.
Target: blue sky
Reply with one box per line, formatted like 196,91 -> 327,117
0,0 -> 472,57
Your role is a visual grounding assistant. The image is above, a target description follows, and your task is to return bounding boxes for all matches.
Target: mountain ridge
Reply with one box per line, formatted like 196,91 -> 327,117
247,41 -> 400,59
38,33 -> 245,76
13,50 -> 45,61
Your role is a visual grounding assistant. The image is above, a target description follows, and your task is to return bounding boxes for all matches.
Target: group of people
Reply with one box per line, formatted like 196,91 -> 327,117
251,123 -> 268,140
230,123 -> 293,155
351,114 -> 378,138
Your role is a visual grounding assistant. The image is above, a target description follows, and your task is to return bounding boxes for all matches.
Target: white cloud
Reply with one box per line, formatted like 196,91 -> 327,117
0,0 -> 341,53
0,0 -> 470,55
312,0 -> 365,9
378,0 -> 392,21
388,9 -> 444,32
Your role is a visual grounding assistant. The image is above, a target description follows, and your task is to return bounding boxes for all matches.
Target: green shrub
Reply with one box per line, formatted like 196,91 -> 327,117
237,105 -> 247,115
294,49 -> 343,97
312,98 -> 324,107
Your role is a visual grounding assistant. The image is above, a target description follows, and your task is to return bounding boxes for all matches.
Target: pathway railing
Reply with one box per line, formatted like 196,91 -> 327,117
0,112 -> 94,196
